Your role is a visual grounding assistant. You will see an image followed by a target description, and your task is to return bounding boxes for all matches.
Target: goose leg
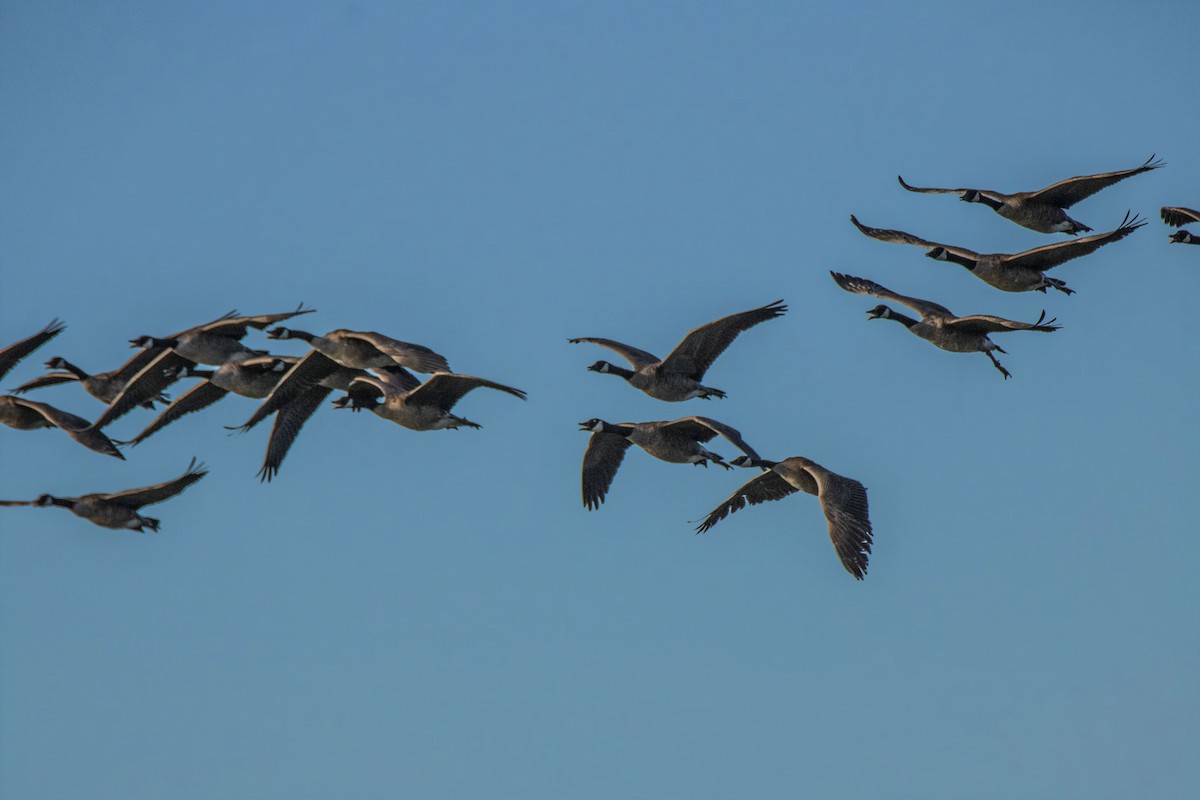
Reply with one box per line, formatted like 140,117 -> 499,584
985,351 -> 1012,380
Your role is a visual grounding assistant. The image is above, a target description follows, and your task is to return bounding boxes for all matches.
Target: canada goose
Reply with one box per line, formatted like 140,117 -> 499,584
266,327 -> 450,373
569,300 -> 787,401
849,212 -> 1146,295
333,370 -> 526,431
0,395 -> 123,458
696,455 -> 873,580
898,155 -> 1163,234
118,353 -> 296,447
578,416 -> 761,510
15,352 -> 170,409
0,459 -> 207,532
1161,207 -> 1200,244
0,319 -> 65,382
830,271 -> 1060,379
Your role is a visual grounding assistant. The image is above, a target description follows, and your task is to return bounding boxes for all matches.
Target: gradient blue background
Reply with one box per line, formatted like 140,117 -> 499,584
2,2 -> 1197,798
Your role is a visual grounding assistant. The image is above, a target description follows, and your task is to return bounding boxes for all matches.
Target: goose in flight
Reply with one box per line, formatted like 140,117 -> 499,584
578,416 -> 760,510
830,271 -> 1060,379
0,395 -> 123,458
15,352 -> 171,409
333,370 -> 526,431
696,455 -> 873,580
898,155 -> 1163,234
849,212 -> 1145,294
0,459 -> 207,532
1161,206 -> 1200,245
569,300 -> 786,401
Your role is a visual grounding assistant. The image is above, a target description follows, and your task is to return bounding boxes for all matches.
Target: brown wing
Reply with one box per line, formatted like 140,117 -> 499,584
343,331 -> 451,373
404,373 -> 526,411
234,350 -> 342,432
947,310 -> 1060,335
657,416 -> 761,461
198,303 -> 317,338
805,462 -> 873,580
1028,155 -> 1163,208
659,300 -> 786,379
12,372 -> 77,393
12,398 -> 124,459
257,386 -> 333,482
897,175 -> 984,195
830,272 -> 954,318
1001,212 -> 1145,271
567,337 -> 660,370
102,459 -> 208,508
694,470 -> 799,533
849,215 -> 968,252
0,319 -> 65,382
89,351 -> 193,430
1161,206 -> 1200,228
120,381 -> 229,446
581,432 -> 634,510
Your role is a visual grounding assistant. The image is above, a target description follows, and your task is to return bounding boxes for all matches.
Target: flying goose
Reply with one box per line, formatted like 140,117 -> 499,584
0,459 -> 207,532
849,212 -> 1146,295
578,416 -> 761,510
1161,206 -> 1200,244
830,271 -> 1060,379
0,319 -> 65,383
569,300 -> 787,401
696,455 -> 873,580
117,353 -> 296,447
333,370 -> 526,431
88,305 -> 313,430
15,352 -> 170,409
898,155 -> 1163,234
0,395 -> 123,458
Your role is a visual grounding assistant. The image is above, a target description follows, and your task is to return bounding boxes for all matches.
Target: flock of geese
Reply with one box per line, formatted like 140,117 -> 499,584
1,155 -> 1192,579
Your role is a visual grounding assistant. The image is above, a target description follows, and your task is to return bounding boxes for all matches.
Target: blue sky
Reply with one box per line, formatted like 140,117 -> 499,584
2,2 -> 1197,798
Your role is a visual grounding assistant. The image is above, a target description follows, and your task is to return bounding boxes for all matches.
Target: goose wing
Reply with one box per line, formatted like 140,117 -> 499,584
567,337 -> 660,370
342,331 -> 450,373
659,300 -> 786,379
829,272 -> 953,318
694,470 -> 799,533
257,386 -> 332,483
897,175 -> 997,199
89,351 -> 192,430
581,431 -> 634,510
404,373 -> 526,411
13,372 -> 77,393
946,310 -> 1060,334
109,347 -> 168,384
234,350 -> 342,432
1000,212 -> 1145,271
120,381 -> 229,446
802,461 -> 873,580
0,319 -> 65,382
849,215 -> 975,255
1161,206 -> 1200,228
198,303 -> 316,338
13,397 -> 124,459
102,459 -> 208,508
657,416 -> 761,460
1028,155 -> 1163,208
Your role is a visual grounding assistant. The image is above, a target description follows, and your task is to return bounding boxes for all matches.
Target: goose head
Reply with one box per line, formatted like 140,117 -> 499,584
586,361 -> 614,374
960,190 -> 983,204
129,335 -> 176,349
579,418 -> 609,432
1169,230 -> 1194,244
866,304 -> 892,320
925,247 -> 949,261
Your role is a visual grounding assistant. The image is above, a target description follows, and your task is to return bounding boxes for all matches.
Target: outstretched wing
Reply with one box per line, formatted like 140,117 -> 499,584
235,350 -> 342,433
567,337 -> 660,370
849,215 -> 971,253
343,331 -> 451,373
89,351 -> 192,430
198,303 -> 317,339
12,372 -> 78,393
1028,155 -> 1163,208
103,459 -> 208,508
258,386 -> 332,483
0,319 -> 65,382
1161,206 -> 1200,228
581,432 -> 634,510
120,381 -> 229,446
694,470 -> 799,533
12,397 -> 124,459
829,271 -> 954,318
897,175 -> 994,198
947,310 -> 1060,335
404,373 -> 526,411
659,300 -> 786,380
805,462 -> 873,580
659,416 -> 761,461
1001,212 -> 1145,271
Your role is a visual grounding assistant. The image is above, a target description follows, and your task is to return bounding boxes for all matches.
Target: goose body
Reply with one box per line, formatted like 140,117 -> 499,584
578,416 -> 760,509
16,352 -> 170,408
570,300 -> 786,401
696,455 -> 873,580
830,271 -> 1060,379
0,459 -> 207,532
898,155 -> 1162,235
849,213 -> 1145,295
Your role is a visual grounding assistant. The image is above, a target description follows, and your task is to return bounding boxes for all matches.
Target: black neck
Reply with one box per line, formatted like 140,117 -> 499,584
604,423 -> 635,437
884,309 -> 919,328
56,360 -> 88,379
600,363 -> 634,381
939,250 -> 978,271
975,194 -> 1003,210
46,496 -> 75,509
